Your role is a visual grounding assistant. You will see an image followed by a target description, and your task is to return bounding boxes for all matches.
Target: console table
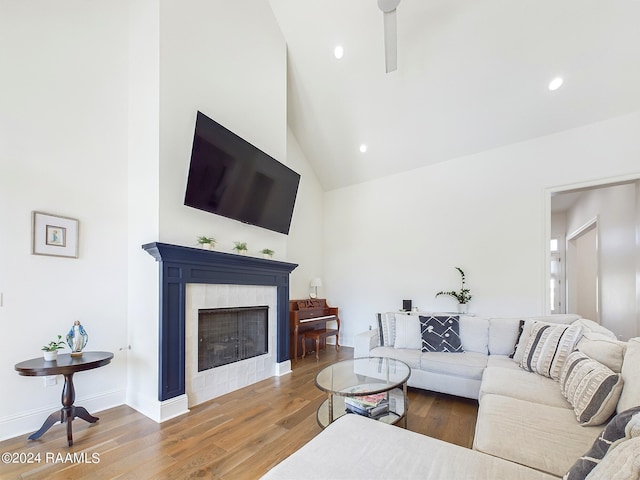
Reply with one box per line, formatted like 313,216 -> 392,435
15,351 -> 114,446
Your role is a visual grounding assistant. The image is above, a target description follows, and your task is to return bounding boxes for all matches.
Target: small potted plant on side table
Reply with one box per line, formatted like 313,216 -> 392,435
42,335 -> 66,361
436,267 -> 473,314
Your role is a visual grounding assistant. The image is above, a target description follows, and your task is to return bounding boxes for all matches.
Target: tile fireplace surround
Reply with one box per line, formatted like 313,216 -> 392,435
143,242 -> 298,404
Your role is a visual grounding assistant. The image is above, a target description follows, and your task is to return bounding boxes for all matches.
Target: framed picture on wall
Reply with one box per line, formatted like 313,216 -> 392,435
32,211 -> 79,258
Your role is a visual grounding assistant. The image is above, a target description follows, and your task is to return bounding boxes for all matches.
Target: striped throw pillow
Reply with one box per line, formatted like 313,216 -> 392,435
520,322 -> 583,380
560,351 -> 624,426
377,312 -> 397,347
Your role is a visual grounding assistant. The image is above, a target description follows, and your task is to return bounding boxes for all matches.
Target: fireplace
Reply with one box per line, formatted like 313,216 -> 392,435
143,242 -> 298,406
198,306 -> 268,371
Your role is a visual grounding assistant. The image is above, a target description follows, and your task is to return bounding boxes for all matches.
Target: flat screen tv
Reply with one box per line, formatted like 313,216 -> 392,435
184,111 -> 301,235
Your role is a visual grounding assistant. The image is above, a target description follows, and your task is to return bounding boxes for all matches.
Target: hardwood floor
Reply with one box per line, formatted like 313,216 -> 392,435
0,348 -> 478,479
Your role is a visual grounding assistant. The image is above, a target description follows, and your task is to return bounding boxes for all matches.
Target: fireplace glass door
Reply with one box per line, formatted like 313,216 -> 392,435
198,306 -> 268,371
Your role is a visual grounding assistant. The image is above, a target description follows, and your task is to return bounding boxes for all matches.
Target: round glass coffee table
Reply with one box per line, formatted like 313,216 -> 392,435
315,357 -> 410,429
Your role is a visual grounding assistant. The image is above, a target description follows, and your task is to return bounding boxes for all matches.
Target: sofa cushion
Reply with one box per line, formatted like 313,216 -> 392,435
261,414 -> 558,480
377,312 -> 396,347
617,337 -> 640,413
563,406 -> 640,480
513,315 -> 581,364
460,315 -> 489,354
420,351 -> 487,379
520,322 -> 583,380
370,346 -> 422,370
420,315 -> 463,353
474,394 -> 602,477
487,354 -> 522,370
393,313 -> 421,350
480,366 -> 570,408
560,351 -> 623,426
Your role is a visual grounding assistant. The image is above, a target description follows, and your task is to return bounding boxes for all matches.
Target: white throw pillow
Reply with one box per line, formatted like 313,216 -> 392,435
460,316 -> 489,354
577,336 -> 627,373
488,317 -> 523,355
393,314 -> 422,350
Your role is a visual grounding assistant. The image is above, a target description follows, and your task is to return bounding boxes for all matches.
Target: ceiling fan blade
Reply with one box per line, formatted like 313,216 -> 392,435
382,9 -> 398,73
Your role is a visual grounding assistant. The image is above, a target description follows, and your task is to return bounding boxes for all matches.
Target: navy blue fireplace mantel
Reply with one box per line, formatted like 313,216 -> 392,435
142,242 -> 298,402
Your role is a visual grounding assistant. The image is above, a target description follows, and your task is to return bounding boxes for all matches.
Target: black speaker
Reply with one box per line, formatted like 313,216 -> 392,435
402,300 -> 412,311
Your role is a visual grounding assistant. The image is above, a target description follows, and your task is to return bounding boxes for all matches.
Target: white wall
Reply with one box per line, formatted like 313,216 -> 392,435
0,0 -> 129,440
286,128 -> 325,300
564,183 -> 638,339
325,112 -> 640,346
126,0 -> 162,422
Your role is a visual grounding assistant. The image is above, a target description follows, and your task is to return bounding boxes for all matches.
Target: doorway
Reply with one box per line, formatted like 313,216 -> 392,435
547,175 -> 640,339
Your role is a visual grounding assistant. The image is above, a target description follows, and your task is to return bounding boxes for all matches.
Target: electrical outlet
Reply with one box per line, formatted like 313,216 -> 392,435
44,375 -> 57,387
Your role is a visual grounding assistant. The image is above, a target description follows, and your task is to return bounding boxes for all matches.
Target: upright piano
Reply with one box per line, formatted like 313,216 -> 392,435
289,299 -> 340,361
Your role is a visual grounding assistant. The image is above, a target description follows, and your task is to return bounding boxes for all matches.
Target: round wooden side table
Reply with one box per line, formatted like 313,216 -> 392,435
15,351 -> 114,446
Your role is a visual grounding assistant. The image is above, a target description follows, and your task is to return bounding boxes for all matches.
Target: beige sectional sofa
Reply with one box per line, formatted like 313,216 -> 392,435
262,313 -> 640,479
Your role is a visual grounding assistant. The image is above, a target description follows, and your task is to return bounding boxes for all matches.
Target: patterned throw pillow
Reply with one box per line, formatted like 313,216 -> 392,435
563,406 -> 640,480
560,351 -> 624,426
520,322 -> 583,380
419,316 -> 463,353
509,320 -> 525,359
377,312 -> 396,347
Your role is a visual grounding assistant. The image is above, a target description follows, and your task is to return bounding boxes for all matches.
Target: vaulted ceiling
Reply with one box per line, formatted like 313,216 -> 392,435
268,0 -> 640,190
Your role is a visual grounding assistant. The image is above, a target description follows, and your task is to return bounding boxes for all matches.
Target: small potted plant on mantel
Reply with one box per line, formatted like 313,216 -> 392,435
233,241 -> 248,255
261,248 -> 274,259
435,267 -> 473,314
196,236 -> 216,250
42,335 -> 66,361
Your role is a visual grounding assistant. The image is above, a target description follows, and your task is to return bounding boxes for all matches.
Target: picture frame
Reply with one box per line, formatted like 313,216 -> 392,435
32,211 -> 79,258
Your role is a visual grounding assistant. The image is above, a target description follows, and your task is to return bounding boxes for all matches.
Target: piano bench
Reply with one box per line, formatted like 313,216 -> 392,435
301,329 -> 339,361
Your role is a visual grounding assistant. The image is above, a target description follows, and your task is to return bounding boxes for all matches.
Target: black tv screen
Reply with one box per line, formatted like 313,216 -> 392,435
184,111 -> 300,235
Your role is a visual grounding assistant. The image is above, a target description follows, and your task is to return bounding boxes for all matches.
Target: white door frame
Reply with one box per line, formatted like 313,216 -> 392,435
566,216 -> 599,322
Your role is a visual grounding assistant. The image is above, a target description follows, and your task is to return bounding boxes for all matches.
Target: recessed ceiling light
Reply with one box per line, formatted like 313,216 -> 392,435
334,45 -> 344,59
359,144 -> 367,153
548,77 -> 564,91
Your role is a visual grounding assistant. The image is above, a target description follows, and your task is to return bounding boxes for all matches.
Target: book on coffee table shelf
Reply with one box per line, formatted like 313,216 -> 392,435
344,389 -> 387,406
345,399 -> 389,419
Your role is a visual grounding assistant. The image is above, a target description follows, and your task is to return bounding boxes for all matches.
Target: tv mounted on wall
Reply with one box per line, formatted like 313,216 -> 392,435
184,111 -> 301,235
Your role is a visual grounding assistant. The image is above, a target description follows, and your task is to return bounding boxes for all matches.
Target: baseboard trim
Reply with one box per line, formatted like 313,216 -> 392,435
0,389 -> 126,442
126,394 -> 190,423
159,394 -> 190,422
275,360 -> 291,376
